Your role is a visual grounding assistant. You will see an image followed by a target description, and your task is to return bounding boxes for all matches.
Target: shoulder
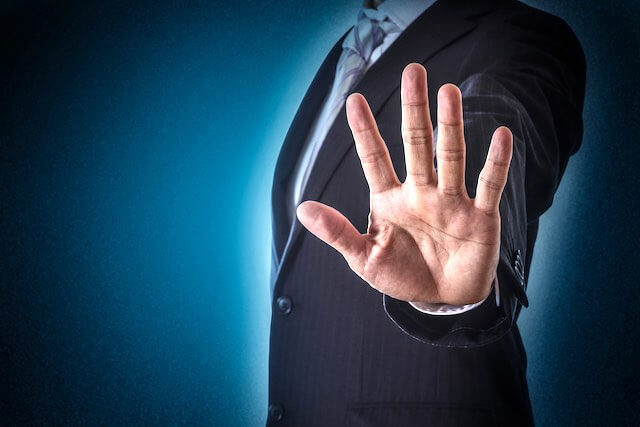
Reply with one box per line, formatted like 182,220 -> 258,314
479,0 -> 582,47
468,0 -> 585,72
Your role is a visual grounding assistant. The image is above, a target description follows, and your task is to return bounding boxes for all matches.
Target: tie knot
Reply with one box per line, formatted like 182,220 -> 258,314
342,7 -> 400,63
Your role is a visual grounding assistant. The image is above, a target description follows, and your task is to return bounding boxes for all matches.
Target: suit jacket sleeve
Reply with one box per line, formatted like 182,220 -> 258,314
383,8 -> 586,348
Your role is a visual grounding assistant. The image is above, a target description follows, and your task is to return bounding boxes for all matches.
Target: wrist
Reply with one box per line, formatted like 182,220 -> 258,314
408,273 -> 499,315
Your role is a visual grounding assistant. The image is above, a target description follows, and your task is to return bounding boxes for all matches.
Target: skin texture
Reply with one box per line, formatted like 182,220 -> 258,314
296,63 -> 513,305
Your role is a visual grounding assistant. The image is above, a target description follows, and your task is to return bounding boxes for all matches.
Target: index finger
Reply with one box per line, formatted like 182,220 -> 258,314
346,93 -> 400,194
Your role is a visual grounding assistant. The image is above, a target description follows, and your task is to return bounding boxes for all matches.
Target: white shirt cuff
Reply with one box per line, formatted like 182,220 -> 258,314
408,276 -> 500,316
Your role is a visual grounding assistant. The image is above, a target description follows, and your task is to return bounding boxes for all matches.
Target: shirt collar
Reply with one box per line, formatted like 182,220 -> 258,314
376,0 -> 437,31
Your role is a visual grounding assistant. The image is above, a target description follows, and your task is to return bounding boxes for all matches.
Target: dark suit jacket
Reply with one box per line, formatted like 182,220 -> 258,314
268,0 -> 585,425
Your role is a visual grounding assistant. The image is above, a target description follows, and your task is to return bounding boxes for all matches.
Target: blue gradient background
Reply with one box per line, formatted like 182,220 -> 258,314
2,0 -> 639,425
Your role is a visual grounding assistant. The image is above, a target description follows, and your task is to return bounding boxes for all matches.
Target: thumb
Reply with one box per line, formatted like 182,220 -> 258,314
297,201 -> 368,269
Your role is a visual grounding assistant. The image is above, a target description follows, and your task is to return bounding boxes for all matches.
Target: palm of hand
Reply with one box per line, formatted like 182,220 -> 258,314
297,64 -> 512,305
357,184 -> 500,305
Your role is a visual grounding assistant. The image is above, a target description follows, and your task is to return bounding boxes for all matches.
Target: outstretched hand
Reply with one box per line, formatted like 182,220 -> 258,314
296,63 -> 512,306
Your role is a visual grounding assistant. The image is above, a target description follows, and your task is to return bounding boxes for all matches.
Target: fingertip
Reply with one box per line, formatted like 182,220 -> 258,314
493,126 -> 513,141
402,63 -> 427,82
403,62 -> 426,73
490,126 -> 513,163
346,93 -> 373,131
438,83 -> 461,103
437,84 -> 462,124
296,201 -> 316,224
401,63 -> 428,104
346,92 -> 367,112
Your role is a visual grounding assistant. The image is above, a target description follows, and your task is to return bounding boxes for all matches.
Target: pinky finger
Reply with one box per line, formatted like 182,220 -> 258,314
474,126 -> 513,213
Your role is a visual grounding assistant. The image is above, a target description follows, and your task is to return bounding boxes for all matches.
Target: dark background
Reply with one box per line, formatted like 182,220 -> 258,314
2,0 -> 639,425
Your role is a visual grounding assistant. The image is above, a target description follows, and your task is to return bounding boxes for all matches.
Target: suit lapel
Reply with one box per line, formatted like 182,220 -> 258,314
271,32 -> 349,264
272,0 -> 498,293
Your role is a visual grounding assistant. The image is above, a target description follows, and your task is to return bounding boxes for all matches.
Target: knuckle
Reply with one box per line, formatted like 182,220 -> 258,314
479,174 -> 502,191
439,185 -> 463,196
402,126 -> 433,145
436,122 -> 464,134
406,170 -> 433,186
352,127 -> 378,140
326,217 -> 347,246
402,100 -> 429,107
436,147 -> 464,162
487,157 -> 510,168
359,150 -> 386,164
475,201 -> 498,215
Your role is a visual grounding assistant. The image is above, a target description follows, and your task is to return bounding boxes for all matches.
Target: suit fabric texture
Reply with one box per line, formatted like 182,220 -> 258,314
268,0 -> 586,425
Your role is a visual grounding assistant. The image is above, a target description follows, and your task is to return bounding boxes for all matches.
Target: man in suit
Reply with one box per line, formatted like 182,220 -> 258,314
269,0 -> 585,425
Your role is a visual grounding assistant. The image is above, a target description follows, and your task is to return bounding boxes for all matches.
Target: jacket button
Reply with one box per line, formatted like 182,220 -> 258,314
276,296 -> 293,315
268,403 -> 284,421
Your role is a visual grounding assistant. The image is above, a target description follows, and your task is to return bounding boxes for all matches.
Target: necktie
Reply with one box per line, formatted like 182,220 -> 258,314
289,8 -> 401,219
330,8 -> 401,116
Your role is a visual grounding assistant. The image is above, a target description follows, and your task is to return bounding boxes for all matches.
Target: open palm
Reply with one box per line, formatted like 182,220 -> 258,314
296,63 -> 513,306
